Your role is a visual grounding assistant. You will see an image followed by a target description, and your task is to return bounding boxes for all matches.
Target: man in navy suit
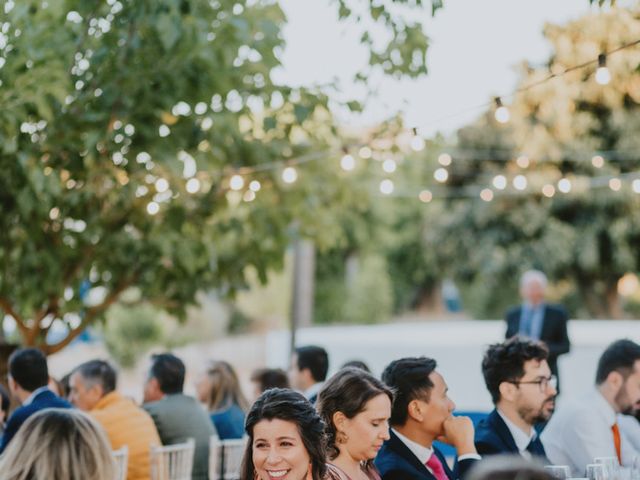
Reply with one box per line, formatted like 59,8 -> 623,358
0,348 -> 71,453
475,337 -> 556,462
505,270 -> 570,388
375,357 -> 479,480
288,345 -> 328,405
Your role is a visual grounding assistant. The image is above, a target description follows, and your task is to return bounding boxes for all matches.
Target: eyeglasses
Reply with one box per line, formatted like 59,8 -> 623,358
507,375 -> 557,393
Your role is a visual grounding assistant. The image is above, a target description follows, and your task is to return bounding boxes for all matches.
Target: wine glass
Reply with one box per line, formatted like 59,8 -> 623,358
586,464 -> 608,480
545,465 -> 572,479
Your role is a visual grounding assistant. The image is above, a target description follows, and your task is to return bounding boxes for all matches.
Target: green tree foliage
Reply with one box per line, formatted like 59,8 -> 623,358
0,0 -> 440,352
439,7 -> 640,318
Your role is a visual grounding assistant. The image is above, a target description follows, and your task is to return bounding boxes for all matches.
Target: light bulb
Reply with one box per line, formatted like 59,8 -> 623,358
382,159 -> 397,173
492,175 -> 507,190
592,155 -> 605,168
542,184 -> 555,198
438,153 -> 452,166
434,168 -> 449,183
558,178 -> 572,193
341,154 -> 356,171
513,175 -> 527,191
379,179 -> 394,195
595,54 -> 611,85
249,180 -> 261,192
633,179 -> 640,193
480,189 -> 494,202
229,174 -> 244,191
282,167 -> 298,184
609,178 -> 622,191
185,178 -> 200,194
419,190 -> 432,203
494,97 -> 510,124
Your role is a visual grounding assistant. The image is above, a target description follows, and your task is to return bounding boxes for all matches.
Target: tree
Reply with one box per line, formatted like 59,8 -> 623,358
439,7 -> 640,318
0,0 -> 438,352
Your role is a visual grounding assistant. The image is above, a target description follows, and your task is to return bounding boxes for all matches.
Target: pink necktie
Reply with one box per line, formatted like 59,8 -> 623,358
425,453 -> 448,480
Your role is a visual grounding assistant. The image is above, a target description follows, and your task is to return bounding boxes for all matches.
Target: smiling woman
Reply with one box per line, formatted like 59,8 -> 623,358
240,388 -> 329,480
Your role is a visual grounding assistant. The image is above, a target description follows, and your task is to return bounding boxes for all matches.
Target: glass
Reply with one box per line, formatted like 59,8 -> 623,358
545,465 -> 572,479
594,457 -> 619,479
586,464 -> 608,480
507,375 -> 558,392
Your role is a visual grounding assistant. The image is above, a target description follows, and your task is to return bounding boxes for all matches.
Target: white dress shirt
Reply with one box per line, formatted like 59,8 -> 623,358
497,409 -> 536,459
618,414 -> 640,453
541,388 -> 639,476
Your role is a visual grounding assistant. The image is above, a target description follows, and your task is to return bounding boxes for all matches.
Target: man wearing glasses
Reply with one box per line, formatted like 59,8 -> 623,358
475,337 -> 556,462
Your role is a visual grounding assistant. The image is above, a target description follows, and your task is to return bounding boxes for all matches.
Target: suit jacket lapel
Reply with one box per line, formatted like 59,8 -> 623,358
489,410 -> 519,454
388,430 -> 436,479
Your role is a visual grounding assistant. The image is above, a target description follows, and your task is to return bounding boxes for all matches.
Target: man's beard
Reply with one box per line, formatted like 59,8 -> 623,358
518,396 -> 555,425
615,387 -> 634,415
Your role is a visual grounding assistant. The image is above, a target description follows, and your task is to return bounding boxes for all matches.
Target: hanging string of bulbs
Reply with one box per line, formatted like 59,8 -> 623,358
145,38 -> 640,214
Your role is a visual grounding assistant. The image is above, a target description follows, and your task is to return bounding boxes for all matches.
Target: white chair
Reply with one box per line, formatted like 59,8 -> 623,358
150,438 -> 195,480
112,445 -> 129,480
209,436 -> 248,480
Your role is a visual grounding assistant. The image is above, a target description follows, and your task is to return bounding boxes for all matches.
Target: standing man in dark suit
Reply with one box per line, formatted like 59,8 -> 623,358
0,348 -> 71,453
475,337 -> 556,462
505,270 -> 570,389
375,357 -> 479,480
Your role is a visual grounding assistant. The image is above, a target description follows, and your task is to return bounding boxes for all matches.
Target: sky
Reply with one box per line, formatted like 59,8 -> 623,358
274,0 -> 602,138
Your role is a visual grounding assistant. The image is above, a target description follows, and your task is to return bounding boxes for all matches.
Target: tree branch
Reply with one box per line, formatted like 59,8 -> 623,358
0,297 -> 28,338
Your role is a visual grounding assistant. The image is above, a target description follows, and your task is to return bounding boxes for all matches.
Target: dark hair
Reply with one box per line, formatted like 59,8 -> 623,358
149,353 -> 185,394
381,357 -> 437,426
0,383 -> 9,413
340,360 -> 371,373
73,360 -> 117,395
294,346 -> 329,382
482,337 -> 549,404
240,388 -> 328,480
317,367 -> 393,460
9,348 -> 48,392
468,455 -> 554,480
596,339 -> 640,385
250,368 -> 290,392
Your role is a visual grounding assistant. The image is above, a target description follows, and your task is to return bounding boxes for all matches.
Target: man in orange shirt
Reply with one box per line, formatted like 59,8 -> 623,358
70,360 -> 161,480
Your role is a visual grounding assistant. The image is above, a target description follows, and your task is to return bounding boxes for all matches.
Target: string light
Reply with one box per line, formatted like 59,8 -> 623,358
185,178 -> 200,193
418,190 -> 433,203
633,179 -> 640,193
249,180 -> 261,192
494,97 -> 510,124
516,155 -> 530,168
513,175 -> 527,191
155,178 -> 169,193
341,154 -> 356,171
438,153 -> 452,166
492,175 -> 507,190
282,166 -> 298,184
229,174 -> 244,190
434,168 -> 449,183
592,155 -> 605,168
243,190 -> 256,202
359,146 -> 373,159
542,184 -> 556,198
380,179 -> 394,195
557,178 -> 572,193
595,53 -> 611,85
146,201 -> 160,215
480,189 -> 494,201
609,178 -> 622,191
411,128 -> 426,152
382,159 -> 397,173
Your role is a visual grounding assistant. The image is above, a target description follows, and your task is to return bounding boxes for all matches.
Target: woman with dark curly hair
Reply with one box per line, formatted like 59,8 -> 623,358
240,388 -> 329,480
317,368 -> 393,480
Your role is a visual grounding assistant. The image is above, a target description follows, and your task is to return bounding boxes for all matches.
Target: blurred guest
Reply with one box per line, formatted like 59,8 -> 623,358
475,338 -> 555,462
341,360 -> 371,373
49,372 -> 71,399
240,388 -> 328,480
250,368 -> 289,400
196,360 -> 248,440
0,408 -> 115,480
542,339 -> 640,475
505,270 -> 570,390
143,353 -> 216,480
618,412 -> 640,452
467,456 -> 553,480
0,348 -> 71,453
0,384 -> 9,435
289,345 -> 329,404
375,357 -> 479,480
318,367 -> 392,480
70,360 -> 161,480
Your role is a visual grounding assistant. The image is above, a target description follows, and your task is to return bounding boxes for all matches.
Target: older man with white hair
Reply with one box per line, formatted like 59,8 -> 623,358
505,270 -> 570,392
